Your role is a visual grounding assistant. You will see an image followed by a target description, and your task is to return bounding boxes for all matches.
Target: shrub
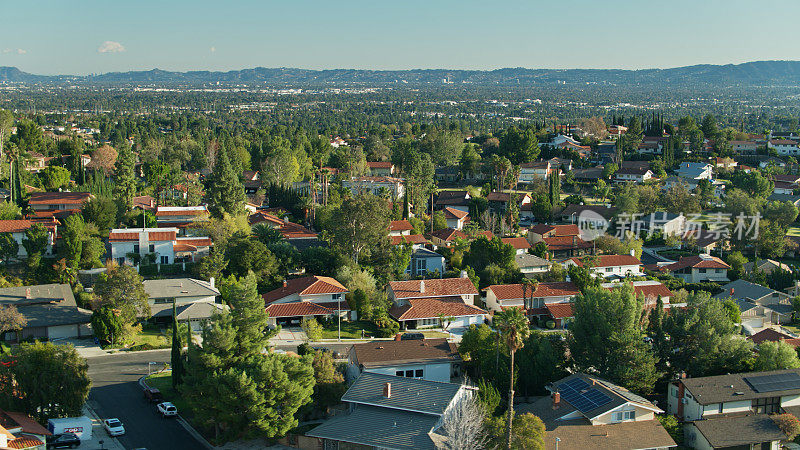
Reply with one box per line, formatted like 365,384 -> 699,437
772,413 -> 800,440
545,320 -> 556,329
302,317 -> 323,342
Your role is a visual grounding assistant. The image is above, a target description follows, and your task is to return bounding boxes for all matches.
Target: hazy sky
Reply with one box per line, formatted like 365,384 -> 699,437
2,0 -> 800,75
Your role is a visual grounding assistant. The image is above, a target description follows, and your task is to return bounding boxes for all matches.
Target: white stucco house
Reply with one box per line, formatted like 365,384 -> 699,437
387,277 -> 486,330
109,227 -> 212,265
563,254 -> 644,279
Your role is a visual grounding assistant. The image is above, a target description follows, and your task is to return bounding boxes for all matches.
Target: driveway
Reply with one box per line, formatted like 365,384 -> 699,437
271,327 -> 308,345
58,337 -> 109,358
86,350 -> 205,450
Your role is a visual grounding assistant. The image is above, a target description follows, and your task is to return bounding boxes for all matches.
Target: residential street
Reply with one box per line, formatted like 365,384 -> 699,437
86,350 -> 204,450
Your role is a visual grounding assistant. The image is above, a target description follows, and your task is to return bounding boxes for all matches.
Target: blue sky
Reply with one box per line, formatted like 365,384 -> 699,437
2,0 -> 800,75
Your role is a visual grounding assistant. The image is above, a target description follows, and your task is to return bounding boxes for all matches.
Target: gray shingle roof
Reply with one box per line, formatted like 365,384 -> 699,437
306,405 -> 438,450
515,253 -> 551,269
151,301 -> 228,320
342,372 -> 462,416
0,283 -> 92,328
142,278 -> 220,299
549,373 -> 660,420
680,368 -> 800,404
692,413 -> 786,447
714,279 -> 777,302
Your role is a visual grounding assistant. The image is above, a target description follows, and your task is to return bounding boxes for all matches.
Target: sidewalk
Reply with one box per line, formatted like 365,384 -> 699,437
82,404 -> 126,450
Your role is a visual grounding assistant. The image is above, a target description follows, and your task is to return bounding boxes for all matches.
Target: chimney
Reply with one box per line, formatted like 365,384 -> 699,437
680,372 -> 687,379
209,277 -> 215,288
283,279 -> 288,288
552,391 -> 561,409
730,288 -> 734,296
419,279 -> 425,293
25,287 -> 31,299
383,382 -> 392,398
394,333 -> 402,341
460,270 -> 468,279
630,249 -> 635,257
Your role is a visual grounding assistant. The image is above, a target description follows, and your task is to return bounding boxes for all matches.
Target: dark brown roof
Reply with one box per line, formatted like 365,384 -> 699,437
351,338 -> 460,368
748,328 -> 799,346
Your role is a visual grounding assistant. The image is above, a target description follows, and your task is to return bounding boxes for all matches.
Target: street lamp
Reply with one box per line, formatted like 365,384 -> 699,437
147,361 -> 158,375
555,437 -> 561,450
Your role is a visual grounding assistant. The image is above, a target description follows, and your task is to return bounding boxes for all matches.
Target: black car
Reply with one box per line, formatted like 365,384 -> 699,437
47,433 -> 81,449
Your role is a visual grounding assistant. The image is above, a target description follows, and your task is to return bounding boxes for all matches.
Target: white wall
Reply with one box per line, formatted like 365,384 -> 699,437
365,362 -> 452,383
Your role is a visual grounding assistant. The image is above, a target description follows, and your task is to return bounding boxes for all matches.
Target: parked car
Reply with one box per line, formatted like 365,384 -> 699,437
46,433 -> 81,449
103,418 -> 125,436
157,401 -> 178,417
143,387 -> 164,403
400,332 -> 424,341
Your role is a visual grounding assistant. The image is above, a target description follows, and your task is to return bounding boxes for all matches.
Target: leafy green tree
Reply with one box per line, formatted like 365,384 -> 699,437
404,151 -> 435,214
764,201 -> 799,228
310,350 -> 346,412
113,144 -> 137,210
494,307 -> 530,449
0,341 -> 91,423
459,144 -> 482,179
22,223 -> 49,270
94,265 -> 151,325
757,220 -> 791,259
516,332 -> 568,397
224,233 -> 279,284
328,194 -> 390,264
432,210 -> 448,231
653,291 -> 753,378
0,233 -> 19,265
195,248 -> 228,282
0,305 -> 26,344
486,413 -> 545,450
602,163 -> 618,180
206,145 -> 246,218
91,306 -> 124,346
222,273 -> 275,357
40,166 -> 72,191
0,201 -> 21,220
569,284 -> 658,394
753,341 -> 800,371
81,196 -> 117,231
498,126 -> 540,165
730,171 -> 774,199
61,214 -> 86,269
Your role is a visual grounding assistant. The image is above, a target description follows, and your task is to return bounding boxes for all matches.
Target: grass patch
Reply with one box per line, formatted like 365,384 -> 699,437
320,320 -> 380,339
145,371 -> 189,413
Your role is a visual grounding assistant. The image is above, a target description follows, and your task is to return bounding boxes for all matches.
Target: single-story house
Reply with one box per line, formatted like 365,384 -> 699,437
0,283 -> 92,341
500,237 -> 531,255
714,279 -> 793,328
515,253 -> 551,277
563,254 -> 643,279
348,338 -> 461,382
743,259 -> 792,276
660,254 -> 729,283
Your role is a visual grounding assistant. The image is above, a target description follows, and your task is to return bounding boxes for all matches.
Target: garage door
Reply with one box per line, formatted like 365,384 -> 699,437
48,325 -> 78,340
742,317 -> 764,329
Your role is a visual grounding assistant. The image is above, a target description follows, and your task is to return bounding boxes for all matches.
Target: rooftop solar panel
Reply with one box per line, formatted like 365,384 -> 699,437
744,372 -> 800,393
557,378 -> 613,413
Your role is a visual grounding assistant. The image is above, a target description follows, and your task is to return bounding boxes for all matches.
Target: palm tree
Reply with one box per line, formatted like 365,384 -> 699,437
493,307 -> 530,449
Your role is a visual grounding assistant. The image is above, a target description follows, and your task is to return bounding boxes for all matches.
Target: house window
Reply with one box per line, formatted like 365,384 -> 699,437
160,255 -> 169,264
149,244 -> 155,253
612,410 -> 635,422
154,297 -> 175,304
605,267 -> 613,273
671,387 -> 679,398
524,298 -> 544,309
416,259 -> 427,274
405,370 -> 414,377
718,403 -> 723,414
699,268 -> 706,273
396,371 -> 403,377
332,293 -> 342,301
752,397 -> 780,414
415,369 -> 423,378
133,244 -> 140,253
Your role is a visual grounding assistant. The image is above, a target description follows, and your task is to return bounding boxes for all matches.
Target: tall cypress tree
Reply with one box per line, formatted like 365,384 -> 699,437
402,190 -> 409,219
206,145 -> 245,218
171,301 -> 184,388
113,144 -> 137,210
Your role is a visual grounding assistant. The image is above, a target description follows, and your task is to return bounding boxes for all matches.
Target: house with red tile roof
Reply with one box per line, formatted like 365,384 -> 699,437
109,227 -> 211,266
528,224 -> 594,259
263,275 -> 350,326
484,281 -> 579,328
248,211 -> 318,247
434,190 -> 471,213
500,237 -> 531,255
442,207 -> 468,230
388,277 -> 486,330
747,328 -> 800,347
0,219 -> 58,259
27,191 -> 93,219
660,254 -> 729,283
563,254 -> 643,279
428,228 -> 493,248
0,409 -> 52,449
389,220 -> 413,236
600,280 -> 673,308
367,161 -> 395,176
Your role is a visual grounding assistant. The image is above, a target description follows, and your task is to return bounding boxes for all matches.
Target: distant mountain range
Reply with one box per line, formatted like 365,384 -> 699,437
3,60 -> 800,87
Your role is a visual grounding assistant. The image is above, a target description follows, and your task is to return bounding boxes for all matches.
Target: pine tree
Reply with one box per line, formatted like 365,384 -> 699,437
548,171 -> 561,206
113,144 -> 137,210
171,301 -> 184,388
206,145 -> 245,218
402,191 -> 409,219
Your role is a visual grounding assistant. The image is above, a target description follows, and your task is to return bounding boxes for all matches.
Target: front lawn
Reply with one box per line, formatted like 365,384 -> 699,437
320,320 -> 380,339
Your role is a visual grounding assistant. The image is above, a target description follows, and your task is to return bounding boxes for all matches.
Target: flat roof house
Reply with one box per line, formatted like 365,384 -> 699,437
518,373 -> 675,450
348,338 -> 461,383
307,372 -> 474,450
667,369 -> 800,449
263,275 -> 350,326
0,283 -> 92,341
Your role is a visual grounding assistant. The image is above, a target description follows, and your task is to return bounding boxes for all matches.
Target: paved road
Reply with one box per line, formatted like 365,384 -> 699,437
86,350 -> 203,450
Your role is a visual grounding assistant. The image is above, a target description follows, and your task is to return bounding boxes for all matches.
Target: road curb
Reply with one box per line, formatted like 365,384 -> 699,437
139,373 -> 215,450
